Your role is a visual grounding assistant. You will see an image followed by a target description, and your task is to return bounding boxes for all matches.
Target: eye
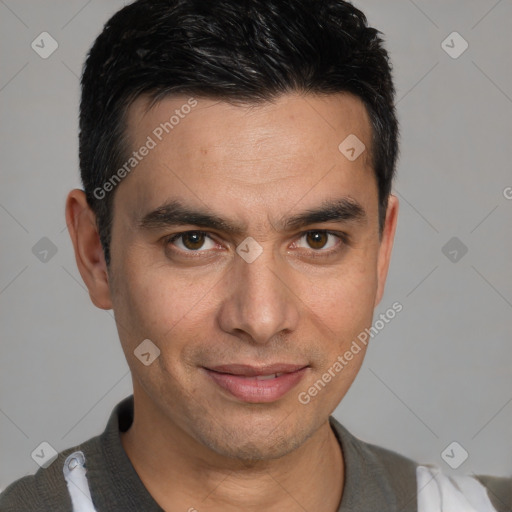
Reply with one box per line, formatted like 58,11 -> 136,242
166,231 -> 218,252
293,230 -> 345,253
164,229 -> 347,259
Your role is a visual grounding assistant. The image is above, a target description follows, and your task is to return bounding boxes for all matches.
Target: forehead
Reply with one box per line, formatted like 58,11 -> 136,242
116,92 -> 377,226
126,91 -> 372,157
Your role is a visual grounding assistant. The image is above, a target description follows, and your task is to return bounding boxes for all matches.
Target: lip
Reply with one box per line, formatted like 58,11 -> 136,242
203,364 -> 309,403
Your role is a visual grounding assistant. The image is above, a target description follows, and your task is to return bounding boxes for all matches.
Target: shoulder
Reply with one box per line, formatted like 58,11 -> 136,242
0,438 -> 99,512
471,473 -> 512,512
0,473 -> 41,512
329,417 -> 512,512
417,464 -> 512,512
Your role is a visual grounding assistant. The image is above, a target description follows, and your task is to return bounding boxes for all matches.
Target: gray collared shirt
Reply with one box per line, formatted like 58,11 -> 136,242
1,395 -> 510,511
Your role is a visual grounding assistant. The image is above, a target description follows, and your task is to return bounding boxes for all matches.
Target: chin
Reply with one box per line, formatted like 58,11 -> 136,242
202,433 -> 302,462
189,413 -> 315,462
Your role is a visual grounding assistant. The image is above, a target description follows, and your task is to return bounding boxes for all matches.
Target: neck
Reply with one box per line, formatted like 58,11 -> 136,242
120,390 -> 344,512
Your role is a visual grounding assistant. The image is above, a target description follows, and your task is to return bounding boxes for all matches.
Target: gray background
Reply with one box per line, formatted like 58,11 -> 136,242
1,0 -> 511,491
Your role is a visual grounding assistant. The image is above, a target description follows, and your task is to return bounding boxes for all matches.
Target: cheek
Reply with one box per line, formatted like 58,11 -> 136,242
303,252 -> 379,340
111,255 -> 220,349
110,262 -> 215,396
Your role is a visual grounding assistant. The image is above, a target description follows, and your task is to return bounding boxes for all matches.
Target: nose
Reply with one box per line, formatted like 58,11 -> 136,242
217,243 -> 301,345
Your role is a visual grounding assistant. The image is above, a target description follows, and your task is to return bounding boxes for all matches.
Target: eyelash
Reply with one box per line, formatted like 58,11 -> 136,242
164,230 -> 349,259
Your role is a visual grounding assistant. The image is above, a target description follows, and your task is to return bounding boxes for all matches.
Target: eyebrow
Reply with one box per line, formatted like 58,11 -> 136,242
137,197 -> 367,234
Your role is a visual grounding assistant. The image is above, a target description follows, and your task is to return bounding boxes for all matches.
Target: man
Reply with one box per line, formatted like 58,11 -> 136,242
1,0 -> 510,511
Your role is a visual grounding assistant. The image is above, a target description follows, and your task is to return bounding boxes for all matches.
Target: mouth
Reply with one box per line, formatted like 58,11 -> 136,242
202,363 -> 309,403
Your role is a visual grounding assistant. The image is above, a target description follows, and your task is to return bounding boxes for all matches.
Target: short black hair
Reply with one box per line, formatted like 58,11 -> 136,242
79,0 -> 399,267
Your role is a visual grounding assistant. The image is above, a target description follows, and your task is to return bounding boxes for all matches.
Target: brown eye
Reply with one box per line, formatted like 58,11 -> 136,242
181,232 -> 206,250
167,231 -> 217,253
293,230 -> 345,256
305,231 -> 329,250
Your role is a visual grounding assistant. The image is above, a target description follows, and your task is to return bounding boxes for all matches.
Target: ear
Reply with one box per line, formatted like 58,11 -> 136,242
374,194 -> 399,308
65,189 -> 112,310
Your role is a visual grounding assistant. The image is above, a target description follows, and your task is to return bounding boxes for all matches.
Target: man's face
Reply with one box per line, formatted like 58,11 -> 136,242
106,92 -> 397,460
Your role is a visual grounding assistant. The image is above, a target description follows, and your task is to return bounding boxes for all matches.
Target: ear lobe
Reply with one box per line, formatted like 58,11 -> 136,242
374,194 -> 399,308
65,189 -> 113,310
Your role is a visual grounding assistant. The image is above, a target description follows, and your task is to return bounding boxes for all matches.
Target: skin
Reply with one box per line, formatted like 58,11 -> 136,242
66,92 -> 399,512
